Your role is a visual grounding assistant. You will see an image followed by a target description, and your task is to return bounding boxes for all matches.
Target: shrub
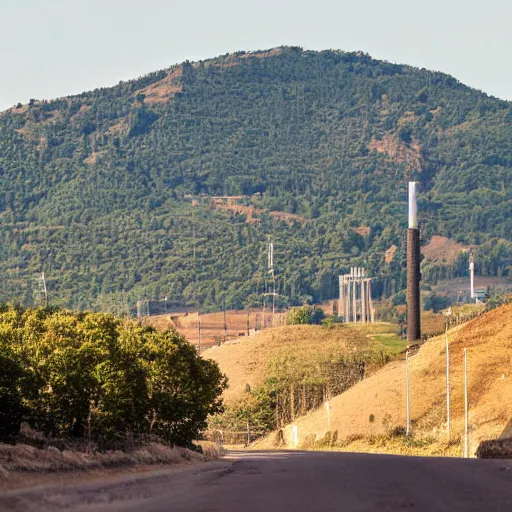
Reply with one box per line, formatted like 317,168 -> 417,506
287,306 -> 325,325
423,292 -> 451,313
145,331 -> 227,447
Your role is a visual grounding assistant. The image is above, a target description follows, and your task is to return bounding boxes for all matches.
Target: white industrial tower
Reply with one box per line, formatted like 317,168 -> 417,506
268,242 -> 276,316
469,253 -> 475,300
339,267 -> 375,323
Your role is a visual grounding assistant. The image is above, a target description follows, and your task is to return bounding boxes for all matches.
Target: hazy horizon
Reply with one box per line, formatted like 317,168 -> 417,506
1,0 -> 511,110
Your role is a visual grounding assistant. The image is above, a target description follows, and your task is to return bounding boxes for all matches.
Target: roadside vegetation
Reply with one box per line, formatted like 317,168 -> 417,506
302,430 -> 462,457
251,302 -> 512,457
0,441 -> 224,479
0,304 -> 226,449
207,321 -> 405,443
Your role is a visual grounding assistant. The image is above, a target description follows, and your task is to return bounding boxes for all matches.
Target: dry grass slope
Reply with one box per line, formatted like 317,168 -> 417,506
203,324 -> 373,405
254,303 -> 512,456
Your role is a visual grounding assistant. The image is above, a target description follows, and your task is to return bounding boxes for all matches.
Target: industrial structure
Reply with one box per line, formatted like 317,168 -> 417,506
338,267 -> 375,323
406,182 -> 421,342
34,272 -> 48,307
268,241 -> 275,315
469,252 -> 475,300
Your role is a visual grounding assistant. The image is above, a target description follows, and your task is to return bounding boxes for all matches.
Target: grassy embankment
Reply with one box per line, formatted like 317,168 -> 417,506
204,321 -> 406,445
253,303 -> 512,457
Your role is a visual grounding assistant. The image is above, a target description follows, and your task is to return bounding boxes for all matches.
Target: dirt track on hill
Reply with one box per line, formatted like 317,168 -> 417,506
2,450 -> 512,511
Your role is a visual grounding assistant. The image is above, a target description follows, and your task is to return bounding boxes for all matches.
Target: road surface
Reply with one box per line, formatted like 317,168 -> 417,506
2,450 -> 512,511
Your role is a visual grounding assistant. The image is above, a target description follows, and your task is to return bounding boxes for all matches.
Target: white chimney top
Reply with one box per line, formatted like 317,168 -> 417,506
408,182 -> 418,229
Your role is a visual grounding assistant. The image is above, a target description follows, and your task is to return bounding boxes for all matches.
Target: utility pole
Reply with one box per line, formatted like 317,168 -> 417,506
35,272 -> 48,307
406,350 -> 411,436
261,285 -> 266,329
464,348 -> 469,458
223,297 -> 227,344
445,314 -> 451,440
352,269 -> 357,322
469,253 -> 475,300
192,206 -> 199,320
41,273 -> 48,306
361,275 -> 367,324
268,242 -> 275,322
197,310 -> 201,353
137,300 -> 143,320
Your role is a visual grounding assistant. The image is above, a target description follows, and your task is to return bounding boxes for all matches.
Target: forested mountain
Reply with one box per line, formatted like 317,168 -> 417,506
1,46 -> 511,312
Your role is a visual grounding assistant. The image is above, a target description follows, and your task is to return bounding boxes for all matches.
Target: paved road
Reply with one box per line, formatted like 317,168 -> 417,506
2,450 -> 512,511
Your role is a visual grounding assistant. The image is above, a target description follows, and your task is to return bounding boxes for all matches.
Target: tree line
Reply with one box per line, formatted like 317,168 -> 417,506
0,305 -> 226,447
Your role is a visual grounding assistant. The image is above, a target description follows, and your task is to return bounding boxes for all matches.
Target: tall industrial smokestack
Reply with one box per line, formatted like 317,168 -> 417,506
407,182 -> 421,343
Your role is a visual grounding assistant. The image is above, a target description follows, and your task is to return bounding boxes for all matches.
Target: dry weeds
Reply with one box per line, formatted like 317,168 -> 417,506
0,441 -> 223,480
331,434 -> 461,457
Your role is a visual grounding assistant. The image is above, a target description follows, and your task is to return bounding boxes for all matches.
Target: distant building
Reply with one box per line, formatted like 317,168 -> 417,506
474,288 -> 487,301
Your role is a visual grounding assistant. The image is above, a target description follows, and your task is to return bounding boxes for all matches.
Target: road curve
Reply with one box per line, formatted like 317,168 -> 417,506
2,450 -> 512,511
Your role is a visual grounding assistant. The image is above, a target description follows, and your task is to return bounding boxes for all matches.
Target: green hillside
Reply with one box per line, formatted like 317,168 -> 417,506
1,47 -> 511,311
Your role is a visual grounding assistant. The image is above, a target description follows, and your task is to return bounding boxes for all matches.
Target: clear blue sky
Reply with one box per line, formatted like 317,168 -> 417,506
1,0 -> 511,111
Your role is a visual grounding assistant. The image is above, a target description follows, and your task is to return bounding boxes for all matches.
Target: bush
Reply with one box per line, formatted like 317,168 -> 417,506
145,331 -> 227,447
391,291 -> 406,306
423,293 -> 451,313
485,293 -> 511,312
287,306 -> 325,325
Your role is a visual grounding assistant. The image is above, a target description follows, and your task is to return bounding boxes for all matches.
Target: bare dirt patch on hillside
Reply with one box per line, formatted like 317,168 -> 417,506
9,105 -> 29,115
385,245 -> 397,264
421,235 -> 468,263
139,67 -> 183,104
84,151 -> 107,165
208,196 -> 308,224
107,118 -> 129,135
350,226 -> 371,237
368,135 -> 422,172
